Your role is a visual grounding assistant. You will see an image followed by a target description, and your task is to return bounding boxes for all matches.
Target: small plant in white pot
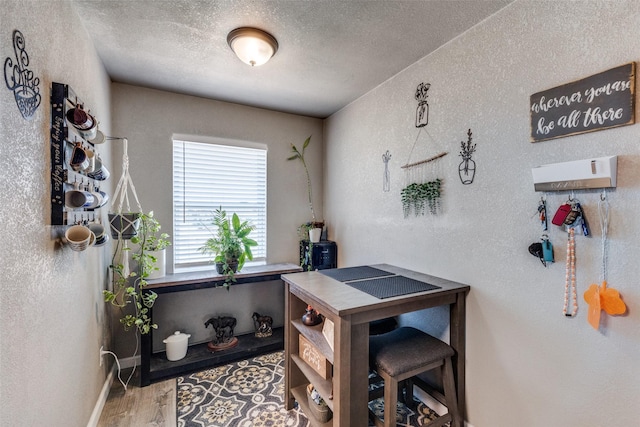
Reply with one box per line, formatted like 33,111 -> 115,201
137,211 -> 171,279
287,135 -> 324,242
104,211 -> 169,334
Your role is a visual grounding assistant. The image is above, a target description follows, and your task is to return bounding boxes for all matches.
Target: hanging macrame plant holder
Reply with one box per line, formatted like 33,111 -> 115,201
109,138 -> 143,240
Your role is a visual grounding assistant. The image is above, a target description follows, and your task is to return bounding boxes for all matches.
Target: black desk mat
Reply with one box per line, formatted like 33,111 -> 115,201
344,275 -> 441,299
319,266 -> 393,282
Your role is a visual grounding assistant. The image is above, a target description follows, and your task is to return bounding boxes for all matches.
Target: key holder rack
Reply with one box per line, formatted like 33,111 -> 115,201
531,156 -> 618,192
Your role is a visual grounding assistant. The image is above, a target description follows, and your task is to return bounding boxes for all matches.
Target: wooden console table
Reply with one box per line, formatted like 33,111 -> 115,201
282,264 -> 470,426
140,263 -> 302,386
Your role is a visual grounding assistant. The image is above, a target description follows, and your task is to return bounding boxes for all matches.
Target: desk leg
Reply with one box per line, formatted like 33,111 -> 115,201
284,284 -> 307,411
140,300 -> 153,387
449,291 -> 467,424
334,317 -> 369,426
284,283 -> 294,410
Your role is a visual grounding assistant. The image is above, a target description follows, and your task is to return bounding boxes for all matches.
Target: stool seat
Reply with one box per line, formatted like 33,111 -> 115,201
369,327 -> 454,377
368,327 -> 461,427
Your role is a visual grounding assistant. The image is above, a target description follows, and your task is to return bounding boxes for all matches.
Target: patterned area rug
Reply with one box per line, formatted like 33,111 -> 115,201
177,351 -> 443,427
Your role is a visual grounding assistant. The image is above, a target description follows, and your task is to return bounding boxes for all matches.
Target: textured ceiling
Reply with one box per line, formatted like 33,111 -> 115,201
71,0 -> 512,118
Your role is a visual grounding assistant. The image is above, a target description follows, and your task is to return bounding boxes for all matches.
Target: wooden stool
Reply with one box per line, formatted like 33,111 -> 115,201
368,327 -> 462,427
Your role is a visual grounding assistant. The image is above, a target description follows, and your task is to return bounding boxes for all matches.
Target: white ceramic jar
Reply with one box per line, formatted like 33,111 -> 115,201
163,331 -> 191,361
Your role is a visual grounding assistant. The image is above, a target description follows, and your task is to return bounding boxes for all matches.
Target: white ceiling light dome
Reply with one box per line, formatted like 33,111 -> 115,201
227,27 -> 279,67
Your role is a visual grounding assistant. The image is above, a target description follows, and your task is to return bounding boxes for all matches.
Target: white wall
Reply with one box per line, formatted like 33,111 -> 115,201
110,84 -> 323,354
324,1 -> 640,426
0,1 -> 112,425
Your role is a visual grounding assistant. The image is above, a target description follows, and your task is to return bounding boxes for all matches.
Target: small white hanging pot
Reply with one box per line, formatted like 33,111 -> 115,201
163,331 -> 191,361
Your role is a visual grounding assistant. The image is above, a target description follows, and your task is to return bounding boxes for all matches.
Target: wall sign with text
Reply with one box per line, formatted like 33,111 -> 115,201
530,63 -> 635,142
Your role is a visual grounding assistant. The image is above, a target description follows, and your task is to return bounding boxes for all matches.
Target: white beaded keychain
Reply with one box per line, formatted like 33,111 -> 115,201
563,227 -> 578,317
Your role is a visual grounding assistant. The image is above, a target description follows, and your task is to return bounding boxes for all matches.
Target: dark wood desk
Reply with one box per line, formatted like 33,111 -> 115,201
140,263 -> 302,386
282,264 -> 470,426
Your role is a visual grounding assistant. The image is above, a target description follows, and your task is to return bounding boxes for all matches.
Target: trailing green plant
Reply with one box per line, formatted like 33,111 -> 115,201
140,213 -> 171,252
401,179 -> 442,217
104,211 -> 170,334
199,207 -> 258,288
299,240 -> 314,272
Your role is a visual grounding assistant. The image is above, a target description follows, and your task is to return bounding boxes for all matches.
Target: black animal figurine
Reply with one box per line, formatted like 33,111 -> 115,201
252,312 -> 273,338
204,316 -> 237,345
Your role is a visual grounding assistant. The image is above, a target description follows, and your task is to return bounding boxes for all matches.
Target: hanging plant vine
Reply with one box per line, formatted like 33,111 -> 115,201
401,179 -> 442,217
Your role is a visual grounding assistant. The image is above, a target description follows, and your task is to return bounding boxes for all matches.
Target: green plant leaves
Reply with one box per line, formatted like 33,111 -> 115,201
401,179 -> 443,217
106,211 -> 168,335
199,207 -> 257,287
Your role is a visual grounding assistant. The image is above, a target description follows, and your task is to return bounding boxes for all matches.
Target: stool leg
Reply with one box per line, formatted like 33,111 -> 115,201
403,378 -> 416,409
442,357 -> 461,427
382,372 -> 398,427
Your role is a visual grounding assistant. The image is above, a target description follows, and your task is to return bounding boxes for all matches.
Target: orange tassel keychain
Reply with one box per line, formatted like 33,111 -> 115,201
584,280 -> 626,330
584,191 -> 626,330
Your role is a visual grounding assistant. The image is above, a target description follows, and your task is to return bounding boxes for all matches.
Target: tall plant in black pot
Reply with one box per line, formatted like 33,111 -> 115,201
200,207 -> 258,288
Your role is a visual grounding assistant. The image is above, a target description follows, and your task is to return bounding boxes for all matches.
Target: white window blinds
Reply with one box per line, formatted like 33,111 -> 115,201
173,139 -> 267,270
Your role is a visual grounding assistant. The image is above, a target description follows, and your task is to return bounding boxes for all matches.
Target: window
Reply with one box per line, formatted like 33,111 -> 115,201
173,137 -> 267,271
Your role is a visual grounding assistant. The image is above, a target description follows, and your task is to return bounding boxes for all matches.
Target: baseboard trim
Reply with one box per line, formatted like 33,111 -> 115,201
120,355 -> 140,369
86,364 -> 116,427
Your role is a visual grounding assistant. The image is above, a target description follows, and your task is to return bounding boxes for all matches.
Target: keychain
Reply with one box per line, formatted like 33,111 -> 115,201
575,201 -> 590,236
584,191 -> 626,330
537,196 -> 548,231
541,234 -> 554,264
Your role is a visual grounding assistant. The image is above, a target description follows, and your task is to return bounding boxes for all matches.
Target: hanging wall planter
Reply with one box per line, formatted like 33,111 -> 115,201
109,138 -> 142,239
109,212 -> 141,239
401,179 -> 442,217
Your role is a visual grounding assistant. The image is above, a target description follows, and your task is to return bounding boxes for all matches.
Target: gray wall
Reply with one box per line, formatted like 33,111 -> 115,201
0,1 -> 113,425
324,1 -> 639,426
110,84 -> 324,354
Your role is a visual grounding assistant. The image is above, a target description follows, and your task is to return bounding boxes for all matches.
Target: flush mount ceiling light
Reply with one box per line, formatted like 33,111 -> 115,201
227,27 -> 278,67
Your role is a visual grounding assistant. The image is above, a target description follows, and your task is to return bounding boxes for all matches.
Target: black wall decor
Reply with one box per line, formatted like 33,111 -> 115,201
4,30 -> 41,120
402,82 -> 446,216
415,82 -> 430,128
458,129 -> 476,185
530,62 -> 635,142
382,150 -> 391,192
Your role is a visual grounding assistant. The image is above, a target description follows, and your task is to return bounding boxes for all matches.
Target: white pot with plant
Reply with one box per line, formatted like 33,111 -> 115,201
104,211 -> 170,334
140,211 -> 171,279
287,135 -> 324,242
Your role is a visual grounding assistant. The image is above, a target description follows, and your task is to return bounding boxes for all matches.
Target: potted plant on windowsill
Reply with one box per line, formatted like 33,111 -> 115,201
287,135 -> 324,242
104,211 -> 170,334
139,211 -> 171,279
199,207 -> 258,289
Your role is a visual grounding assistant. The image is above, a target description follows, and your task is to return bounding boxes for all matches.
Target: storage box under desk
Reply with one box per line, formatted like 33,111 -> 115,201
299,334 -> 332,379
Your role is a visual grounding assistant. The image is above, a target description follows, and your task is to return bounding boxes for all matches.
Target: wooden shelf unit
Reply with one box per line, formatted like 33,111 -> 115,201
292,384 -> 333,427
286,291 -> 336,425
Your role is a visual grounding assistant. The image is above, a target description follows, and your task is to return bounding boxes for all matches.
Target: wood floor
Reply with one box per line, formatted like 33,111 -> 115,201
97,368 -> 176,427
